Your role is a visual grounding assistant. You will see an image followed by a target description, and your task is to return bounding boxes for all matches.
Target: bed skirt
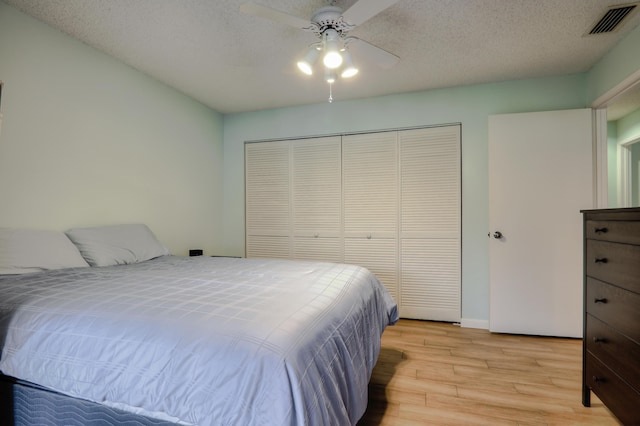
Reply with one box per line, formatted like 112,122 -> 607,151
0,375 -> 178,426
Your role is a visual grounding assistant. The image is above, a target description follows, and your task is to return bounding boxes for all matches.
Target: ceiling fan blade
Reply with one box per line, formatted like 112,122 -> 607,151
341,0 -> 400,26
239,2 -> 311,29
348,37 -> 399,69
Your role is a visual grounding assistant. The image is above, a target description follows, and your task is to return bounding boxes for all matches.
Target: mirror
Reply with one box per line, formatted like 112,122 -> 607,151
606,83 -> 640,208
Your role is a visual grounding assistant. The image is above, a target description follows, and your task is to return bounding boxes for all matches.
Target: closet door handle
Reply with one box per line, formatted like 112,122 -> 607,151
594,227 -> 608,234
593,337 -> 607,343
594,298 -> 608,304
592,376 -> 606,383
594,258 -> 608,264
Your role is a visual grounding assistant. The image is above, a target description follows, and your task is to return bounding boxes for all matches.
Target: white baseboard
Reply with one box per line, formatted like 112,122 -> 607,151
460,318 -> 489,330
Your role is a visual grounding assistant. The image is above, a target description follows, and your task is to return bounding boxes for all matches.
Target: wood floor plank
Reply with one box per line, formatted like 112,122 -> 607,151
398,403 -> 520,426
358,319 -> 620,426
426,393 -> 543,425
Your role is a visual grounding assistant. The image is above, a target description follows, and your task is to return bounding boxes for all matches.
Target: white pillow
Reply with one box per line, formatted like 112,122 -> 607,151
65,224 -> 169,267
0,228 -> 90,275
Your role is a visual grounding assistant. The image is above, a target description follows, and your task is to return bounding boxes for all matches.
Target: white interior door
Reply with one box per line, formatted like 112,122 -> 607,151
489,109 -> 593,338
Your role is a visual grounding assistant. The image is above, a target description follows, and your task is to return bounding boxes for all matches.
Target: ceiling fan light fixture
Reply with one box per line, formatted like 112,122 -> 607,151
296,46 -> 320,75
324,69 -> 337,84
340,51 -> 358,78
297,61 -> 313,75
323,50 -> 342,69
240,0 -> 402,101
322,29 -> 343,69
341,66 -> 358,78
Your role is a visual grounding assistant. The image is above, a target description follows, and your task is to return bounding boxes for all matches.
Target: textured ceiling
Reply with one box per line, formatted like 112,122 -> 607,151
4,0 -> 640,114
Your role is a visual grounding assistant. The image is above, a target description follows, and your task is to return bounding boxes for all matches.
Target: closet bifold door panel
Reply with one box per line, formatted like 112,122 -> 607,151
342,132 -> 399,302
245,141 -> 291,259
292,136 -> 342,262
399,126 -> 461,322
244,125 -> 461,321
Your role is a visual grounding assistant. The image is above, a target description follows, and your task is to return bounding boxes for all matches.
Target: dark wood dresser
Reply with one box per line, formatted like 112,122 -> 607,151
582,208 -> 640,425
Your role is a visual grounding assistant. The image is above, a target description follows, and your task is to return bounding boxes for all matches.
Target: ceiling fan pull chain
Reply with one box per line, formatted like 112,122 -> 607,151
328,81 -> 334,103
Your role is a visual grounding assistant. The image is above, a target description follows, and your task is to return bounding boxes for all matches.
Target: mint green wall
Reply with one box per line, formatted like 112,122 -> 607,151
588,22 -> 640,209
618,107 -> 640,143
587,23 -> 640,103
222,75 -> 587,324
0,3 -> 225,255
633,141 -> 640,206
607,107 -> 640,207
620,108 -> 640,206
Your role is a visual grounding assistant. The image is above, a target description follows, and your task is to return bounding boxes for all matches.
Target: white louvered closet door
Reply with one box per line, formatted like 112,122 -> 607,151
245,141 -> 291,259
399,126 -> 461,321
292,137 -> 342,262
342,132 -> 399,301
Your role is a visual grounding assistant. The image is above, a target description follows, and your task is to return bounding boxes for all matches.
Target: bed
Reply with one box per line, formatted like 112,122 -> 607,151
0,225 -> 398,425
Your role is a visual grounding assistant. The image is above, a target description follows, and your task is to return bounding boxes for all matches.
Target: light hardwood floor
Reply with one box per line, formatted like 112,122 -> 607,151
358,319 -> 620,426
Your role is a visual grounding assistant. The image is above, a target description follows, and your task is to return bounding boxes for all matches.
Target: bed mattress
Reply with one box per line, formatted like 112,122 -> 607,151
0,376 -> 178,426
0,256 -> 398,425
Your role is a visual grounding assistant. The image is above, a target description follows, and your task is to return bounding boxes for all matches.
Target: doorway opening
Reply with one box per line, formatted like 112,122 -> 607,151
592,69 -> 640,208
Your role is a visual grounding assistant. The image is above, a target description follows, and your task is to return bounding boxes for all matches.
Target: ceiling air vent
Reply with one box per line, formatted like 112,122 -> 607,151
588,3 -> 638,34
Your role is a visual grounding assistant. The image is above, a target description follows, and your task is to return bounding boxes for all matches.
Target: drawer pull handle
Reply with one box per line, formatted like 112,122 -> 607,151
592,376 -> 606,383
594,258 -> 608,264
594,298 -> 608,304
594,227 -> 608,233
593,337 -> 607,343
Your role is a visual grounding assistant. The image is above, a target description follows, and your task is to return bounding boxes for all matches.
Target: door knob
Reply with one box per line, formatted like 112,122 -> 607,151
493,231 -> 503,239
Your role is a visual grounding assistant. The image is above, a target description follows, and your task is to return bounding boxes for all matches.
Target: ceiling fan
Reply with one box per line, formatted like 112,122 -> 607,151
240,0 -> 400,95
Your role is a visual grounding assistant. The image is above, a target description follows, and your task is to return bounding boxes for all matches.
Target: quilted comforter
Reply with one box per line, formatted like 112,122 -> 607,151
0,256 -> 398,425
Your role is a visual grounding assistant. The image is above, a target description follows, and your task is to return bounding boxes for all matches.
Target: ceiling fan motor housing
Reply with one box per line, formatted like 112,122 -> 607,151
310,6 -> 354,38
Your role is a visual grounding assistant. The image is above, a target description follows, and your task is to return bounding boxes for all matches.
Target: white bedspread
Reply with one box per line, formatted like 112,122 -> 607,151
0,256 -> 398,425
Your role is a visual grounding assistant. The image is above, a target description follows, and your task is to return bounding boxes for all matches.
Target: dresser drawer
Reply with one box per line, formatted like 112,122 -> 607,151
585,220 -> 640,245
586,314 -> 640,391
585,354 -> 640,425
586,239 -> 640,293
586,278 -> 640,342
